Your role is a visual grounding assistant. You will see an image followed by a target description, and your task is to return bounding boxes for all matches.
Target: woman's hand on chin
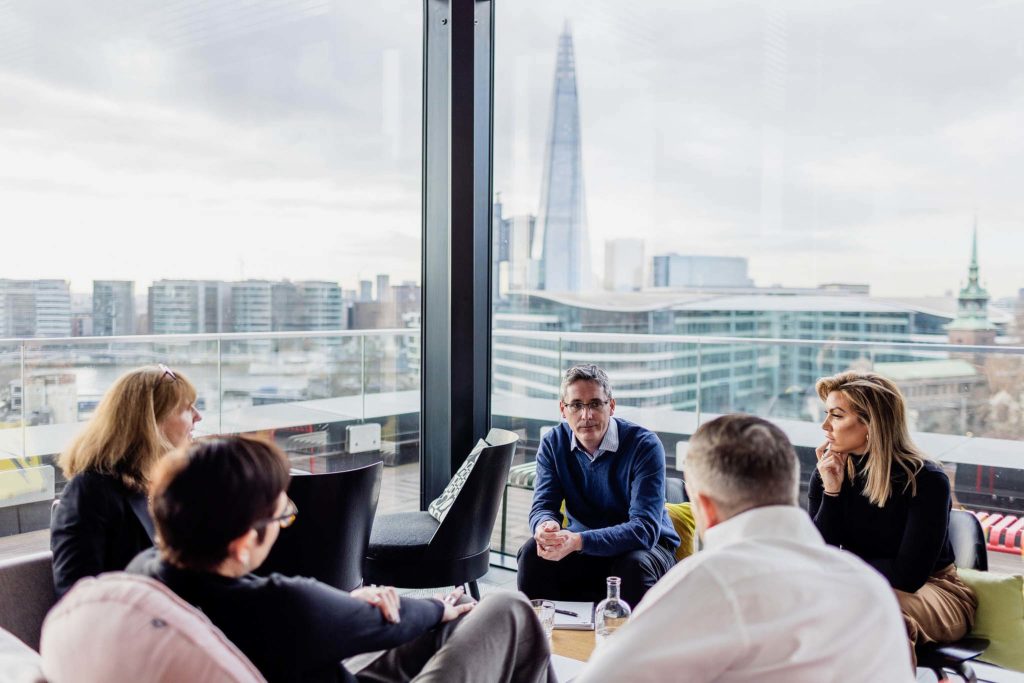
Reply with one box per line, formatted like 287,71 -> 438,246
816,441 -> 847,494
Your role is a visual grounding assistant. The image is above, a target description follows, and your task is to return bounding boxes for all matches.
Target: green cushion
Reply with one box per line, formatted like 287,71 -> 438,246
957,568 -> 1024,671
664,502 -> 696,562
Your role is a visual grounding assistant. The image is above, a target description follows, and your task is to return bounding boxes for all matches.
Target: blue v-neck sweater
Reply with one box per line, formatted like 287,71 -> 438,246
529,417 -> 679,557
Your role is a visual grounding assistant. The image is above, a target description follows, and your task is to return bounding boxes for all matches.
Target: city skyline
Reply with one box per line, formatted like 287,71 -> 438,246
3,2 -> 1023,298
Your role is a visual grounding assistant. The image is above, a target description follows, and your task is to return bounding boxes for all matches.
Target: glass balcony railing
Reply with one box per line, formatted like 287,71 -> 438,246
491,330 -> 1024,570
0,329 -> 422,551
3,328 -> 1022,571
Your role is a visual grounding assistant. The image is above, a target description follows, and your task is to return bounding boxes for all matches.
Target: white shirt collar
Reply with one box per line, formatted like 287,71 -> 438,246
703,505 -> 825,552
570,417 -> 619,462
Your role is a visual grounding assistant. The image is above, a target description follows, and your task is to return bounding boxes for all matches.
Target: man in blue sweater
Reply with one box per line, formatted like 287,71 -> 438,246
517,364 -> 679,608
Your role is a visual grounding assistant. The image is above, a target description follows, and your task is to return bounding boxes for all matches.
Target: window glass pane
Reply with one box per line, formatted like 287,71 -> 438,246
0,1 -> 422,557
491,1 -> 1024,570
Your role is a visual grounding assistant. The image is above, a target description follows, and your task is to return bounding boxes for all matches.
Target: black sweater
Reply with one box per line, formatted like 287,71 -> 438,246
808,457 -> 955,593
51,471 -> 155,598
127,549 -> 445,683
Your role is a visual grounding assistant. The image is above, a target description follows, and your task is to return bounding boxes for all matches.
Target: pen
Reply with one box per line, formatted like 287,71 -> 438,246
555,609 -> 578,617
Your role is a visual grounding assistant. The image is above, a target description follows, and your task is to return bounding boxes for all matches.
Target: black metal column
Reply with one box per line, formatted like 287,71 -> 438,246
421,0 -> 494,506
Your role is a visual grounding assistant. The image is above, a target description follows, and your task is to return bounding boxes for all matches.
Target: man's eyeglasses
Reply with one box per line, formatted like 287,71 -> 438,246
254,498 -> 298,530
157,363 -> 177,383
563,399 -> 610,414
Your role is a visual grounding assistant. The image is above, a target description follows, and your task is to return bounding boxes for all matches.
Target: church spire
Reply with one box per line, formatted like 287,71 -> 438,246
966,216 -> 980,289
948,219 -> 995,345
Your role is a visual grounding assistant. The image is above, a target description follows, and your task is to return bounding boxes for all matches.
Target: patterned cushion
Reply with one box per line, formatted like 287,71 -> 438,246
427,439 -> 488,523
507,462 -> 538,489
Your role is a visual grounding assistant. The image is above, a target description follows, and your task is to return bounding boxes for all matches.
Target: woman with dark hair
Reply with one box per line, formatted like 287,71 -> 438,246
129,436 -> 553,683
808,371 -> 976,661
51,364 -> 202,597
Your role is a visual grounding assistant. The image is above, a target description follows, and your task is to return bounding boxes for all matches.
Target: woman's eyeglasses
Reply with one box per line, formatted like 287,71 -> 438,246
254,498 -> 298,530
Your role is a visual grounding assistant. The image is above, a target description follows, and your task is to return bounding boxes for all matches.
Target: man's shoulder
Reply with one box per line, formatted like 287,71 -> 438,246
539,422 -> 573,451
612,418 -> 663,456
612,417 -> 657,440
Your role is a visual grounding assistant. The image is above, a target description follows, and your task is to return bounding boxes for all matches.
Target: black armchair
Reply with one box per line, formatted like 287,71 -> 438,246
916,509 -> 989,683
364,428 -> 518,600
257,461 -> 383,592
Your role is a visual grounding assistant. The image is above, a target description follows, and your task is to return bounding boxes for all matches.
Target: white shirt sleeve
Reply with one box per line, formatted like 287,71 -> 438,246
576,563 -> 747,683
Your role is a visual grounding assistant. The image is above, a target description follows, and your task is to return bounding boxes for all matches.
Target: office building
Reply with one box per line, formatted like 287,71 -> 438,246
359,280 -> 374,303
92,281 -> 135,336
533,25 -> 591,293
0,280 -> 71,338
230,281 -> 273,333
494,199 -> 538,299
376,274 -> 392,303
493,289 -> 955,416
148,280 -> 229,334
299,281 -> 344,331
651,254 -> 753,289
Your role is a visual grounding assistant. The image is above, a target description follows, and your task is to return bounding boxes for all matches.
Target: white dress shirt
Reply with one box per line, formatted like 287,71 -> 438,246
576,506 -> 914,683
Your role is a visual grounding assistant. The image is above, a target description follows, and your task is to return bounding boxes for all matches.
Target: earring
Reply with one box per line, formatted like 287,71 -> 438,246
239,550 -> 251,569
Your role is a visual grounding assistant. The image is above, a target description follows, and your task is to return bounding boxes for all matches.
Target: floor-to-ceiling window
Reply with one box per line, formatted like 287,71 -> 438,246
0,0 -> 423,555
490,1 -> 1024,567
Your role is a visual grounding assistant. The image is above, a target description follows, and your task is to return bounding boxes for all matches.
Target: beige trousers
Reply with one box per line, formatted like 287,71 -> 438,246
894,564 -> 977,667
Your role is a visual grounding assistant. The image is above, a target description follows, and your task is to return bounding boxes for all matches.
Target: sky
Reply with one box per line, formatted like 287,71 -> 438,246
1,0 -> 1022,298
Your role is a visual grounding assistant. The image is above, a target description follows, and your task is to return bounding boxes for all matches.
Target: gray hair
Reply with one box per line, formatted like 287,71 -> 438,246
684,414 -> 798,518
560,364 -> 613,401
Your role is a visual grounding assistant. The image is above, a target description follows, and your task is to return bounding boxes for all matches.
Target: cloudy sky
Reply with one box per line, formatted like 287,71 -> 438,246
2,0 -> 1022,297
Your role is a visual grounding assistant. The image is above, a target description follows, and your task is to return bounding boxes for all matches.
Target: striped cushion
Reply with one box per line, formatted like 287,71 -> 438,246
507,462 -> 538,489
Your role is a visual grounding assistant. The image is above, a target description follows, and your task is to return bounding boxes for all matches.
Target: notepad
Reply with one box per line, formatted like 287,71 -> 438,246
553,601 -> 594,630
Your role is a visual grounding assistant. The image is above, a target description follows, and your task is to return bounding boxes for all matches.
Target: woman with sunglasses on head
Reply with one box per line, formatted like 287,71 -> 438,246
127,435 -> 554,683
50,364 -> 202,598
808,370 -> 977,664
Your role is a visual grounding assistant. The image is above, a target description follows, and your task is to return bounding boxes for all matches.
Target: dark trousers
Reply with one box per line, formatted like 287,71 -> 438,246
516,537 -> 675,608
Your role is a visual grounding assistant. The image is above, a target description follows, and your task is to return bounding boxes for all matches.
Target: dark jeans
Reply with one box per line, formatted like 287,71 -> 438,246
516,537 -> 676,608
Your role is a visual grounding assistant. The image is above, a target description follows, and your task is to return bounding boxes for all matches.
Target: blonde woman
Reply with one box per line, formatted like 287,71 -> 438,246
808,370 -> 976,661
50,365 -> 202,597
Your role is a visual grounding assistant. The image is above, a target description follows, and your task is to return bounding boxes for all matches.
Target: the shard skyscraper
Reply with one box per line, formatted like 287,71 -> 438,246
532,24 -> 591,292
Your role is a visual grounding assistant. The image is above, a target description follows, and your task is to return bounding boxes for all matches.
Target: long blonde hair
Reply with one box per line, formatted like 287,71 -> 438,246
815,371 -> 928,507
59,365 -> 197,492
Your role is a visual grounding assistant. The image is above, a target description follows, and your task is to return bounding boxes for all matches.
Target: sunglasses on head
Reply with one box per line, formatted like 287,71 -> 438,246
157,363 -> 177,383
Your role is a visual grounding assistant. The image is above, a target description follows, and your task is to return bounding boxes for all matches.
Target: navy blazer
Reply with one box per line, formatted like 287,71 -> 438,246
50,471 -> 155,598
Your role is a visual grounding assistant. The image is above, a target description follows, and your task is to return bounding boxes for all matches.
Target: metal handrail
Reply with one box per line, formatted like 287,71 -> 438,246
0,328 -> 418,345
493,329 -> 1024,355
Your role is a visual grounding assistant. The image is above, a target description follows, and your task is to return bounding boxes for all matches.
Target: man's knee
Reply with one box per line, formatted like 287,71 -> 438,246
479,590 -> 531,616
472,593 -> 541,635
517,537 -> 539,564
610,548 -> 662,579
517,538 -> 548,596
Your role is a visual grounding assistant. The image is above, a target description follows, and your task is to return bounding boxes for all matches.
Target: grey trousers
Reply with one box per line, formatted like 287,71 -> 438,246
355,591 -> 557,683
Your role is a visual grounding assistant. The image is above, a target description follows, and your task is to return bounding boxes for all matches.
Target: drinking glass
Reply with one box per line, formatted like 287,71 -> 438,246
530,599 -> 555,641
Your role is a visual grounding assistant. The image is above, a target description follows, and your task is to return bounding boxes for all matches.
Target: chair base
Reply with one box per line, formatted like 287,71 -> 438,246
917,637 -> 989,683
364,548 -> 491,592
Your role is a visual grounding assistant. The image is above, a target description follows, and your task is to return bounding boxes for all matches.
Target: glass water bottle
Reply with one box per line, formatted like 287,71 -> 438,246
594,576 -> 632,647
